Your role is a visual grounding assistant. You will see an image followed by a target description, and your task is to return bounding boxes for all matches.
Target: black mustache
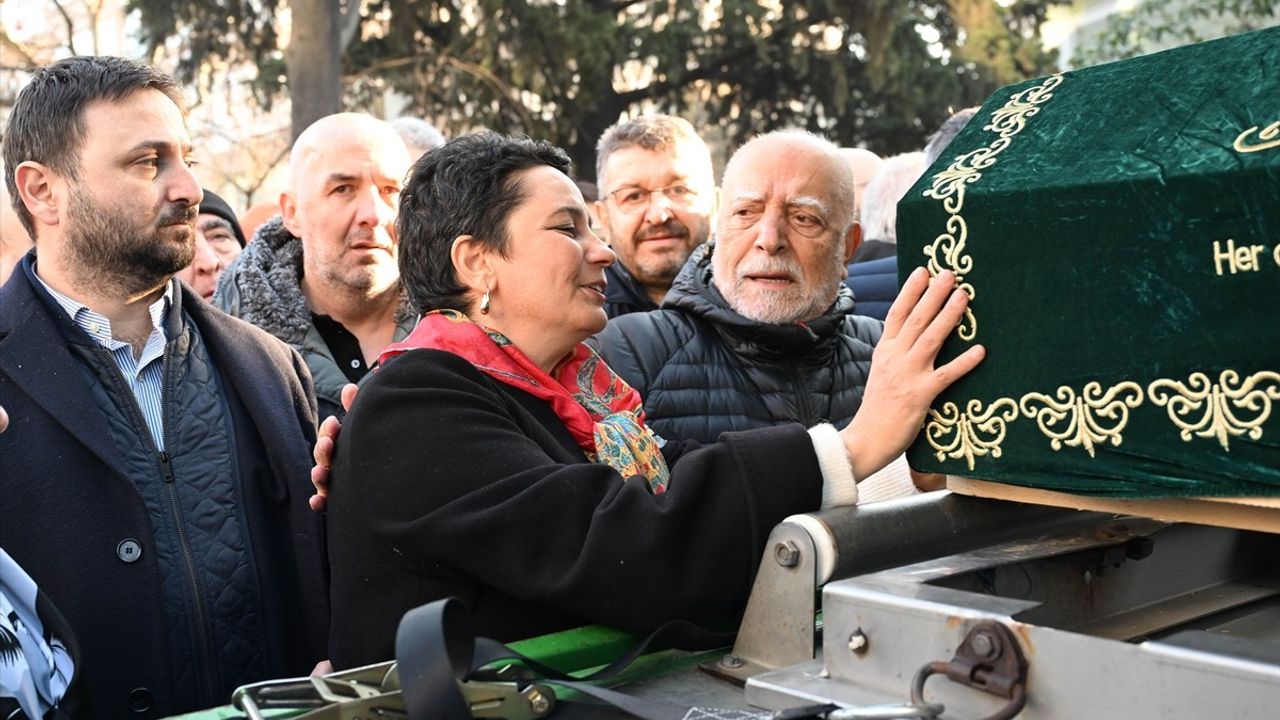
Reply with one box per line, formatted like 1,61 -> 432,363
158,205 -> 198,226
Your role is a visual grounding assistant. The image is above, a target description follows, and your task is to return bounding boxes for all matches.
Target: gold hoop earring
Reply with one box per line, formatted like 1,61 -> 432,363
480,290 -> 491,315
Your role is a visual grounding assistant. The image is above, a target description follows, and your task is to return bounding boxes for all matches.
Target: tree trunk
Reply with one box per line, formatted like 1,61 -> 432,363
287,0 -> 343,143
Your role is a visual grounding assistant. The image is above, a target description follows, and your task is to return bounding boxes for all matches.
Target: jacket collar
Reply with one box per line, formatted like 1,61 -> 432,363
217,217 -> 416,345
604,261 -> 660,313
663,242 -> 858,358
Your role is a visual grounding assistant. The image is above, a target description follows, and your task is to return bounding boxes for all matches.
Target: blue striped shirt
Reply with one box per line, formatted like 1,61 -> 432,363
35,270 -> 173,450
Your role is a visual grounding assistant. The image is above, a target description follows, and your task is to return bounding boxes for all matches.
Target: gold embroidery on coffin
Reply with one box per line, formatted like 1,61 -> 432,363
1234,121 -> 1280,154
1148,370 -> 1280,451
1019,381 -> 1144,457
923,73 -> 1064,341
924,398 -> 1019,471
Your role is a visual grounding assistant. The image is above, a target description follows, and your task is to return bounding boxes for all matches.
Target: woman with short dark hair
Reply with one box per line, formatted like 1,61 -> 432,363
325,132 -> 981,668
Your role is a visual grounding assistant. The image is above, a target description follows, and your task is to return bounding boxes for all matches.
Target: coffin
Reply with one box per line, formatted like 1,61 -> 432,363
898,26 -> 1280,501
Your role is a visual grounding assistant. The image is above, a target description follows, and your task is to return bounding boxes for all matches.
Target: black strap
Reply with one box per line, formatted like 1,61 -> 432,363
394,598 -> 826,720
395,599 -> 475,720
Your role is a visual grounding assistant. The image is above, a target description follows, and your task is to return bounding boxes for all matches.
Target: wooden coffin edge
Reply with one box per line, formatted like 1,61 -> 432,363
946,477 -> 1280,535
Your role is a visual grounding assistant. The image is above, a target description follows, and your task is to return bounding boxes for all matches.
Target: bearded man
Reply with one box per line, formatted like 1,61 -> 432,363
589,115 -> 716,317
591,131 -> 922,498
0,56 -> 328,717
216,113 -> 416,421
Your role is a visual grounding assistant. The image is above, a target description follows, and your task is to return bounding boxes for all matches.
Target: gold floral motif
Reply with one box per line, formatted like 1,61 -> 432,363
923,139 -> 1011,213
923,215 -> 978,340
985,75 -> 1064,137
1148,370 -> 1280,451
921,74 -> 1063,341
924,398 -> 1020,471
1019,381 -> 1144,457
1234,120 -> 1280,154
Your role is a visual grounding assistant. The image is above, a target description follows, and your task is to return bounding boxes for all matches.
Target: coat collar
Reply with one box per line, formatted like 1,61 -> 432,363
216,217 -> 416,344
0,253 -> 132,478
604,261 -> 660,314
663,243 -> 858,359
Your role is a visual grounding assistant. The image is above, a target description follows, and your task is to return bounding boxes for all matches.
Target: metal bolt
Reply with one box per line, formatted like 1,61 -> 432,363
970,631 -> 997,659
528,689 -> 551,714
848,629 -> 869,655
721,654 -> 744,668
774,540 -> 800,567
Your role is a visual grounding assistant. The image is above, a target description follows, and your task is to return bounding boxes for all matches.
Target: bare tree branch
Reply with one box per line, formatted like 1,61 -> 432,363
50,0 -> 79,55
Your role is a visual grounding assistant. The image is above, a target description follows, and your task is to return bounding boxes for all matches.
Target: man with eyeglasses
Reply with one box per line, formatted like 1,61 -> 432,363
589,115 -> 716,317
592,130 -> 925,500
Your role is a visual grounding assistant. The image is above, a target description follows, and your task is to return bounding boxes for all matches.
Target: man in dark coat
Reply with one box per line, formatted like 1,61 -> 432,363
216,114 -> 417,422
843,152 -> 926,321
0,56 -> 327,718
595,131 -> 925,500
588,115 -> 717,317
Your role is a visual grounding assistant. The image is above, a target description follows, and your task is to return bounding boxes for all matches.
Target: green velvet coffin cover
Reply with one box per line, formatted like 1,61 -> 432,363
898,27 -> 1280,498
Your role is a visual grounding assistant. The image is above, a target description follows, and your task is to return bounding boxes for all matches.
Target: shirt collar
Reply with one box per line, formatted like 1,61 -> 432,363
32,264 -> 174,347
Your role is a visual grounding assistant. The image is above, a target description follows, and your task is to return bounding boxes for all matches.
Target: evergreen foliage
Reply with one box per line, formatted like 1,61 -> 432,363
129,0 -> 1065,171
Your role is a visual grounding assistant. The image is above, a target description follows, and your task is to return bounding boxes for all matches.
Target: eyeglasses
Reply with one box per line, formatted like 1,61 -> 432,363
606,184 -> 699,214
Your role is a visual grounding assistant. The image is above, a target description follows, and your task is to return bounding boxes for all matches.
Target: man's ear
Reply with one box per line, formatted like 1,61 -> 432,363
843,219 -> 863,265
588,200 -> 609,242
280,190 -> 302,236
14,162 -> 62,230
450,234 -> 493,294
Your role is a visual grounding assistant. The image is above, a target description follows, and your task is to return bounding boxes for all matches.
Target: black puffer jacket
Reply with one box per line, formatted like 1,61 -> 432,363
603,261 -> 660,319
593,244 -> 882,444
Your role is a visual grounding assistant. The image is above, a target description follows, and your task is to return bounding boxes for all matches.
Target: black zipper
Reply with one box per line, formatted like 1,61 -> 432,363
787,359 -> 816,426
158,448 -> 218,706
100,341 -> 219,706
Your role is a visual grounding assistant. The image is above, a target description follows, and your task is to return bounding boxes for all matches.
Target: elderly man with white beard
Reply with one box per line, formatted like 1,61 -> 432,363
593,130 -> 932,499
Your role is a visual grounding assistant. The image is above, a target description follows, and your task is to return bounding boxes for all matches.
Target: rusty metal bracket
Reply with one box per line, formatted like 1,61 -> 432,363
910,621 -> 1029,720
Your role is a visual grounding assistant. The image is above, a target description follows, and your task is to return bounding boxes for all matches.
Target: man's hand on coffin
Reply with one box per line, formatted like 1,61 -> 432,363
839,268 -> 986,481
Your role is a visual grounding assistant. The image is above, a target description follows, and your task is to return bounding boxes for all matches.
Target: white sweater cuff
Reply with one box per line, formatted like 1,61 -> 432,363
856,453 -> 919,504
807,423 -> 858,508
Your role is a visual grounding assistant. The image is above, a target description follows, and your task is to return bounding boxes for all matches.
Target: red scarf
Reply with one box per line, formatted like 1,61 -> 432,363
379,310 -> 670,492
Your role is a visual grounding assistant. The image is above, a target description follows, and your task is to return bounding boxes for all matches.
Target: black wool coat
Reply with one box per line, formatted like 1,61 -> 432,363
0,255 -> 329,718
326,348 -> 824,669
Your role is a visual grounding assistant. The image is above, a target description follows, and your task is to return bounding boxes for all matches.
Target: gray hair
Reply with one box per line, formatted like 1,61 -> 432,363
594,114 -> 709,191
725,129 -> 857,235
390,117 -> 446,157
858,152 -> 926,244
923,107 -> 978,167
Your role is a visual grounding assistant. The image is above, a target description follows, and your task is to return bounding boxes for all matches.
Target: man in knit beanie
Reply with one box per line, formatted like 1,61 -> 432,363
198,188 -> 247,264
177,188 -> 248,299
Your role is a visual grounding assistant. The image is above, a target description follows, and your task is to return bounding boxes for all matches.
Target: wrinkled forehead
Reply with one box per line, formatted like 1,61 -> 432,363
723,144 -> 848,211
197,213 -> 232,230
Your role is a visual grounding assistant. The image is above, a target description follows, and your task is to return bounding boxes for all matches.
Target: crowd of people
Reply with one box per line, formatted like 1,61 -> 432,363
0,55 -> 981,718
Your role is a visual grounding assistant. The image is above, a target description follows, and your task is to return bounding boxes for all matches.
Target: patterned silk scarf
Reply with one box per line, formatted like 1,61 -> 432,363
379,310 -> 670,493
